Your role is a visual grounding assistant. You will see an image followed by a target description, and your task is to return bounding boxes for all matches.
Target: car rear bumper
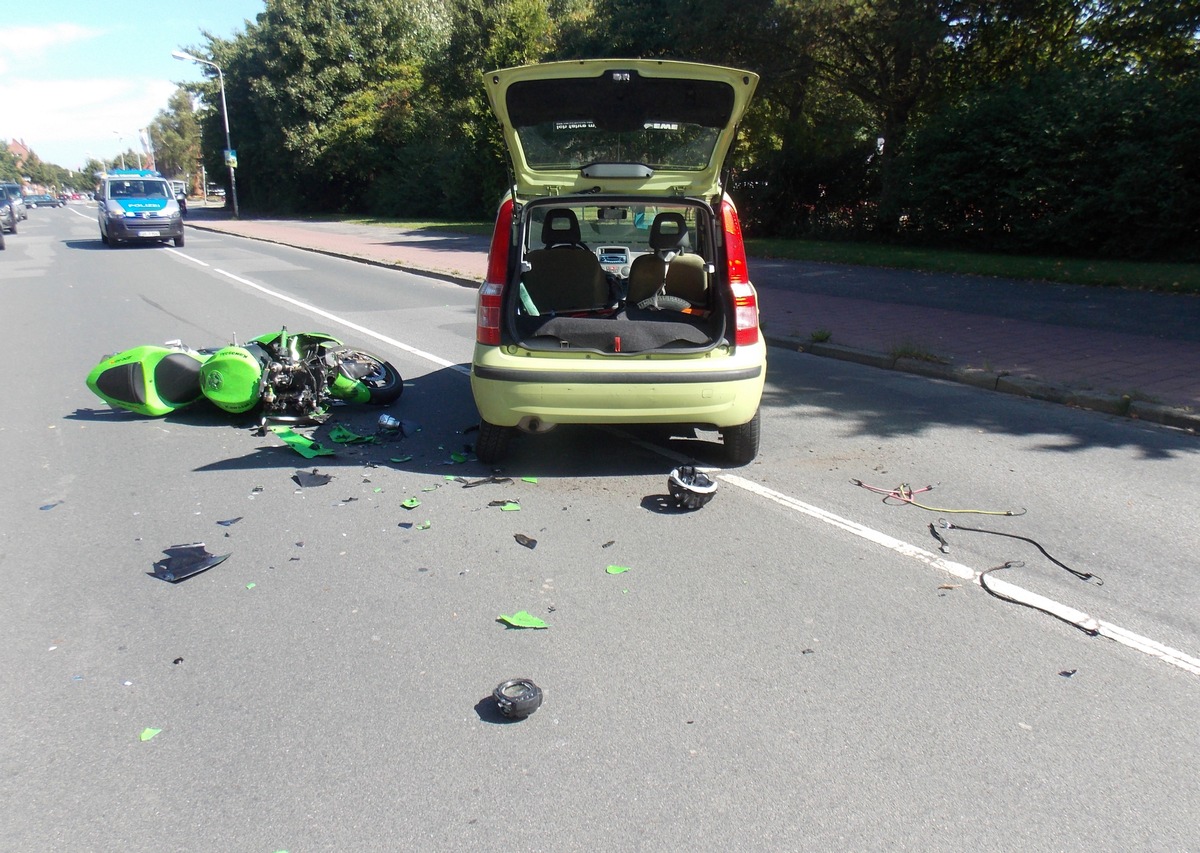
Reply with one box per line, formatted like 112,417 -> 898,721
471,342 -> 766,428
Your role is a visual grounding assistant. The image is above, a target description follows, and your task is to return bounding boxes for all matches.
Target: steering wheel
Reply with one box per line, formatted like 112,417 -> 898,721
636,294 -> 691,312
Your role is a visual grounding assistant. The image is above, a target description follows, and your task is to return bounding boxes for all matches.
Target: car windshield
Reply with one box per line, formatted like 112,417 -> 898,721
110,181 -> 169,199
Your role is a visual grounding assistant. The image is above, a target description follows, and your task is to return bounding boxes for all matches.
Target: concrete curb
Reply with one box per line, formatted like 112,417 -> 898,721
766,332 -> 1199,433
187,221 -> 1199,435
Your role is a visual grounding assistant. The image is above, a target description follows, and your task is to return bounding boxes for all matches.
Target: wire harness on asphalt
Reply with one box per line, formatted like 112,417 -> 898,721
851,479 -> 1026,516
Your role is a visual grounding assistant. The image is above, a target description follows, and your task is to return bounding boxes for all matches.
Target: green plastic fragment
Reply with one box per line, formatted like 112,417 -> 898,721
606,565 -> 631,575
246,582 -> 256,590
139,727 -> 162,742
390,455 -> 413,463
449,451 -> 468,463
329,425 -> 375,444
415,520 -> 431,530
497,610 -> 548,629
269,426 -> 334,458
521,477 -> 538,484
401,497 -> 421,509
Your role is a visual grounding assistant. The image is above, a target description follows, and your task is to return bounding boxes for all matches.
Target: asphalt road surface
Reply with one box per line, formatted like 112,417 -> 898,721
3,206 -> 1198,852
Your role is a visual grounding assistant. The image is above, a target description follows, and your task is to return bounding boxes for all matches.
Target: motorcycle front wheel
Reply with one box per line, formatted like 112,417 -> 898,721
334,349 -> 404,405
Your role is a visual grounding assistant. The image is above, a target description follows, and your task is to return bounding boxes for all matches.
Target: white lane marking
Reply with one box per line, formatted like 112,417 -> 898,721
212,267 -> 468,374
166,249 -> 210,267
198,252 -> 1200,678
720,474 -> 1200,677
66,206 -> 94,220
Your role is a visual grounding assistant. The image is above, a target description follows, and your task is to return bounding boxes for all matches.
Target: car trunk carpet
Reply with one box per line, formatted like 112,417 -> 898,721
517,309 -> 721,352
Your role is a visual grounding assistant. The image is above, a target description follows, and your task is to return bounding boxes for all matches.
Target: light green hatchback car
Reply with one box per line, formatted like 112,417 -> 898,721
471,59 -> 765,464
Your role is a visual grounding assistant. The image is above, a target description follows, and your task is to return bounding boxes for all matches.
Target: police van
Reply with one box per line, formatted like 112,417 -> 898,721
96,169 -> 185,248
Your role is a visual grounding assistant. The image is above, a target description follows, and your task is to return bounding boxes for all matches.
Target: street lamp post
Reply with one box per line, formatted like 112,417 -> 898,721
172,50 -> 240,218
112,131 -> 126,169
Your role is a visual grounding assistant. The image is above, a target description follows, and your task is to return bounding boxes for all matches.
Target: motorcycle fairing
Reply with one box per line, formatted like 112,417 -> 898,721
86,346 -> 206,417
199,345 -> 266,414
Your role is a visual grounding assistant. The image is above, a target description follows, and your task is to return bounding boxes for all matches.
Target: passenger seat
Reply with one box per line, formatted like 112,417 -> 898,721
626,212 -> 708,308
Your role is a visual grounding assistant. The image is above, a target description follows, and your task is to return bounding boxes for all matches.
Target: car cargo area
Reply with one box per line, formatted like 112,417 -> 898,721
505,200 -> 727,354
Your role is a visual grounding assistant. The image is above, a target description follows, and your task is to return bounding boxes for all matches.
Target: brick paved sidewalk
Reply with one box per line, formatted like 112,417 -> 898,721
185,211 -> 1199,432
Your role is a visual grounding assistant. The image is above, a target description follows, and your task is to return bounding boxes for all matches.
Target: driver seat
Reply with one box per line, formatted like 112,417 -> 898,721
521,209 -> 609,314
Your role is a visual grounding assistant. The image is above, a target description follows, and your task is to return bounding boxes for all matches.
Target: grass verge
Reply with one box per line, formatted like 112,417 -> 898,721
743,237 -> 1200,293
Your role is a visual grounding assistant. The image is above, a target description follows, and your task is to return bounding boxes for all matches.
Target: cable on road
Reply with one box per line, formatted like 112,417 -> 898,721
851,479 -> 1026,516
977,561 -> 1102,636
935,518 -> 1103,586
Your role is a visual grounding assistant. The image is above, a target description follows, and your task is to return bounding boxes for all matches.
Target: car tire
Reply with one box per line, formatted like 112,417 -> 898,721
100,229 -> 108,245
721,408 -> 761,466
475,418 -> 514,464
174,234 -> 185,248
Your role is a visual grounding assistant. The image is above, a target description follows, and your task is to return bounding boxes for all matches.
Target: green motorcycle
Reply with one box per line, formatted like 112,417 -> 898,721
86,327 -> 403,426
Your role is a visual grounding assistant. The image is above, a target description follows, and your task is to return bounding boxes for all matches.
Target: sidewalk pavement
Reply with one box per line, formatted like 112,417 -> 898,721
184,208 -> 1199,433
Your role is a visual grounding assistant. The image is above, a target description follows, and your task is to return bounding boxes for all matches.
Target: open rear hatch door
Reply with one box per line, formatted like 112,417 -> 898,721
483,59 -> 759,201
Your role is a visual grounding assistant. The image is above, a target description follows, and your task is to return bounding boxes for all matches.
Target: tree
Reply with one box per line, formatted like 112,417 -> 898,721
149,89 -> 202,185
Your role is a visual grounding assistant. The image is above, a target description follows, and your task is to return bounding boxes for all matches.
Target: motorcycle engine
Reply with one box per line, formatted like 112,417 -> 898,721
259,352 -> 332,423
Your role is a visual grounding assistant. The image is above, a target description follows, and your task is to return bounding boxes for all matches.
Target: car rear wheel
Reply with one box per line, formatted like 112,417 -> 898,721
475,418 -> 514,464
720,408 -> 760,466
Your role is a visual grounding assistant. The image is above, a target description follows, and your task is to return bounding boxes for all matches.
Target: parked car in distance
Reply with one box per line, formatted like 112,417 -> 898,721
471,59 -> 765,465
25,194 -> 64,208
0,197 -> 14,238
1,182 -> 28,221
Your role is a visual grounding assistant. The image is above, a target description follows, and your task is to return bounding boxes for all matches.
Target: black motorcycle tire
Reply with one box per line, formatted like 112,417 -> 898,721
334,348 -> 404,405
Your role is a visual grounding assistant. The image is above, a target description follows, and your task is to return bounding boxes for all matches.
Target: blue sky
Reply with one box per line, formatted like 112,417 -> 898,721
0,0 -> 266,169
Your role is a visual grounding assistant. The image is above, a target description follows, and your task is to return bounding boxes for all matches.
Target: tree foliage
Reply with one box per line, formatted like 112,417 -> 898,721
157,0 -> 1200,259
148,89 -> 202,185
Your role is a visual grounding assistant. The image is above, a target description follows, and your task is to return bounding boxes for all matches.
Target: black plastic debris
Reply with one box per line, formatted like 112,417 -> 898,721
929,523 -> 949,554
173,657 -> 183,665
1059,669 -> 1077,678
293,469 -> 332,488
216,517 -> 243,527
461,475 -> 514,488
514,533 -> 537,550
492,678 -> 543,719
39,500 -> 64,511
152,544 -> 230,583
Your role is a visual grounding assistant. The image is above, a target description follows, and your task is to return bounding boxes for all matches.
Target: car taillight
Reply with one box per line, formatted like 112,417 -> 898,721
477,197 -> 514,345
721,198 -> 759,347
